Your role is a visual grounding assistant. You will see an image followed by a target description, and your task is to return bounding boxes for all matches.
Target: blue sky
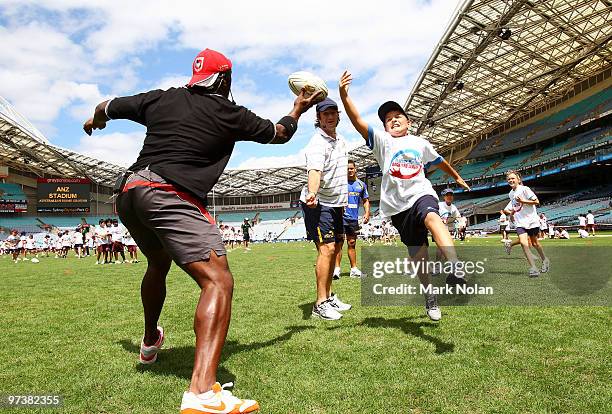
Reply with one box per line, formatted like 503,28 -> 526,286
0,0 -> 459,169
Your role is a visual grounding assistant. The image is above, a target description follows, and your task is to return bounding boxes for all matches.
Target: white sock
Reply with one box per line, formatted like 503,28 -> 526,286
333,266 -> 341,275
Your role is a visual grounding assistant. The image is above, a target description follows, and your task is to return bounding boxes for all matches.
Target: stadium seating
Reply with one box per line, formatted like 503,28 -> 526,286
0,183 -> 27,201
469,87 -> 612,158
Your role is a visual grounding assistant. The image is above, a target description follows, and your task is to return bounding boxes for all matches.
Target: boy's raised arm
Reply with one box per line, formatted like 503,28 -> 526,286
339,70 -> 369,141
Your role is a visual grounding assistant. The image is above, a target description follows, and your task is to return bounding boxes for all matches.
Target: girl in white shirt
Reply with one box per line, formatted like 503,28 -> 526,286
502,170 -> 549,277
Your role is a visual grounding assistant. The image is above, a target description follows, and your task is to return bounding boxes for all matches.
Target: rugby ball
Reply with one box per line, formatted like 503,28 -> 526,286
288,71 -> 328,102
31,258 -> 40,263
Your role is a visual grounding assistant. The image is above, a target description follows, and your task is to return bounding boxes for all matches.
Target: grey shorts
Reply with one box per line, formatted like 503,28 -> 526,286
116,170 -> 226,265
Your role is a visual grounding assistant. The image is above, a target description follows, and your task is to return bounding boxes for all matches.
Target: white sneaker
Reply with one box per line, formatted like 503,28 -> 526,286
504,240 -> 512,255
529,267 -> 540,278
328,293 -> 352,311
425,294 -> 442,321
180,382 -> 259,414
349,268 -> 362,278
312,300 -> 343,320
541,257 -> 550,273
332,266 -> 341,280
139,326 -> 165,364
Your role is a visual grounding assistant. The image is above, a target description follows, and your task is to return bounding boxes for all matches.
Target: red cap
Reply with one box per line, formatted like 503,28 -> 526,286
188,49 -> 232,87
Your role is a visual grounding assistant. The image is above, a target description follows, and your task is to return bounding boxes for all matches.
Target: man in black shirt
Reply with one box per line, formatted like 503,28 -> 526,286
83,48 -> 320,413
241,218 -> 252,250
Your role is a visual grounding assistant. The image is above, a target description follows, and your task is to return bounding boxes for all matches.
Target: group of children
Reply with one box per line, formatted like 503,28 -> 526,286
2,218 -> 139,264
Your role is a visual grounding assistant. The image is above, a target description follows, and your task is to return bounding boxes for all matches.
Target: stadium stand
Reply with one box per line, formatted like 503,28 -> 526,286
468,88 -> 612,158
0,183 -> 27,201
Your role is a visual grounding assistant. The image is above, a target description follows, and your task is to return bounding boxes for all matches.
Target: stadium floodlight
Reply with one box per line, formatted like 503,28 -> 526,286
498,28 -> 512,40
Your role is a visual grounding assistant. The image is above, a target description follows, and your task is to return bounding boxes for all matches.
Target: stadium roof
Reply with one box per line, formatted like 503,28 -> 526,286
405,0 -> 612,154
0,97 -> 123,186
1,0 -> 610,196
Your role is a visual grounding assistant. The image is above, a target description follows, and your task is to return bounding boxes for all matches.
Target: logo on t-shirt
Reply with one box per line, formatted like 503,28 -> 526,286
511,198 -> 523,212
388,149 -> 422,179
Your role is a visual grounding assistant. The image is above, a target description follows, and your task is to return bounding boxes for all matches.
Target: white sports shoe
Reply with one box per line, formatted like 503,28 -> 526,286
504,240 -> 512,255
328,293 -> 352,311
180,382 -> 259,414
541,257 -> 550,273
139,326 -> 165,364
312,300 -> 343,320
349,268 -> 362,278
528,267 -> 540,278
425,294 -> 442,321
332,266 -> 341,280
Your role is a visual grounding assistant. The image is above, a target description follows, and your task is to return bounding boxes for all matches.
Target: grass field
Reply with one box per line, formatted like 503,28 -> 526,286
1,235 -> 611,413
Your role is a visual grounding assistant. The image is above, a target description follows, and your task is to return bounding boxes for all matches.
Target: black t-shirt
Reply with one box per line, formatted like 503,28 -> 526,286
107,87 -> 275,203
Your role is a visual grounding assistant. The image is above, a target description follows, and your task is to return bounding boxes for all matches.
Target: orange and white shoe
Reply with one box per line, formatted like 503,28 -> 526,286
180,382 -> 259,413
139,326 -> 164,364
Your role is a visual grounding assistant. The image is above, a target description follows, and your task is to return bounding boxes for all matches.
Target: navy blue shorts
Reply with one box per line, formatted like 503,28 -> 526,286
516,226 -> 539,236
343,217 -> 360,237
391,195 -> 440,255
301,202 -> 344,244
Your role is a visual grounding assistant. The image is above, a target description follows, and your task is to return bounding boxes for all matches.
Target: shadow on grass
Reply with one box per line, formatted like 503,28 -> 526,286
299,302 -> 314,320
118,325 -> 314,380
359,317 -> 454,354
326,316 -> 454,354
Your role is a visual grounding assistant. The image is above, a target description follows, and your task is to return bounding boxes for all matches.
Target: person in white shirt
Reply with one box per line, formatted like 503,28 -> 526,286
124,232 -> 139,263
438,189 -> 461,238
559,229 -> 570,239
111,219 -> 126,263
95,220 -> 110,264
548,222 -> 555,239
586,210 -> 595,236
578,214 -> 586,230
498,211 -> 510,241
25,234 -> 36,259
300,98 -> 350,321
339,71 -> 470,322
502,170 -> 549,277
578,228 -> 589,238
60,231 -> 72,258
73,228 -> 84,258
538,213 -> 548,240
7,230 -> 20,262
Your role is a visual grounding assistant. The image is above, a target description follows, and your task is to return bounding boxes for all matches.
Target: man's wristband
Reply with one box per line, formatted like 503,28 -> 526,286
277,115 -> 297,139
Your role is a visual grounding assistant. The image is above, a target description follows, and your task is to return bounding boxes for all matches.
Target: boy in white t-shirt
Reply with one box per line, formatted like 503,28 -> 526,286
498,211 -> 510,241
339,70 -> 470,322
502,170 -> 549,277
586,210 -> 595,236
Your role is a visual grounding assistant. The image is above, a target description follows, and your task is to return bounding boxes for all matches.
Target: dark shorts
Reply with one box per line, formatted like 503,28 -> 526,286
391,195 -> 439,255
74,244 -> 83,248
112,241 -> 124,252
127,245 -> 137,253
301,201 -> 344,244
516,226 -> 540,237
116,169 -> 225,265
343,217 -> 360,237
243,235 -> 250,242
97,244 -> 110,253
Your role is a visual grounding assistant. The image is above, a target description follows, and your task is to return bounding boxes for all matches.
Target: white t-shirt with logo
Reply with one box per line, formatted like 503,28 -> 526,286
505,184 -> 540,230
539,216 -> 548,230
578,216 -> 586,226
586,213 -> 594,225
367,127 -> 442,217
438,201 -> 460,229
300,128 -> 348,207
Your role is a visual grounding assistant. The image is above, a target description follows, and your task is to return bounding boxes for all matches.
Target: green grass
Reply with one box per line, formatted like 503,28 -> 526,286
1,236 -> 611,413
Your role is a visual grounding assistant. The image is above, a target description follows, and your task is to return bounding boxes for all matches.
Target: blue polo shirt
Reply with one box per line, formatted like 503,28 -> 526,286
344,179 -> 369,221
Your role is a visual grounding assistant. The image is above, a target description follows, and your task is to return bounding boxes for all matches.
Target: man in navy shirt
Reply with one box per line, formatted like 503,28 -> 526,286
83,48 -> 320,413
333,160 -> 370,279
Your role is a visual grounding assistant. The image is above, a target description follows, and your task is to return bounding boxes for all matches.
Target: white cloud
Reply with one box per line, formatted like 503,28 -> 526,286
75,131 -> 145,167
1,0 -> 458,166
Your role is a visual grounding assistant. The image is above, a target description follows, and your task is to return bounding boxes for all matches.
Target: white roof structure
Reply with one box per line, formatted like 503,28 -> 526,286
1,0 -> 610,195
405,0 -> 612,154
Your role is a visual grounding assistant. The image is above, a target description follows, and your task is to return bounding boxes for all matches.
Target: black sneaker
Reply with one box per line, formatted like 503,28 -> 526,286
446,274 -> 466,286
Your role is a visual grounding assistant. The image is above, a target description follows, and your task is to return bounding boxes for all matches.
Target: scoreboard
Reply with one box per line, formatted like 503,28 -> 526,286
37,178 -> 91,213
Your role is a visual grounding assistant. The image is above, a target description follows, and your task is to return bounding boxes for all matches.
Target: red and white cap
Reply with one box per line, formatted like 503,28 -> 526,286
188,49 -> 232,87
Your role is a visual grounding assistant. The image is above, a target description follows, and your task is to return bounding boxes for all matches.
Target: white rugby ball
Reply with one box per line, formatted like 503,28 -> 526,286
288,71 -> 328,102
31,258 -> 40,263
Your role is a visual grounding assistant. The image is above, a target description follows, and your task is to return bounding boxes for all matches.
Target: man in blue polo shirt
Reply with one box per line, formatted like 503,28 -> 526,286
333,160 -> 370,279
